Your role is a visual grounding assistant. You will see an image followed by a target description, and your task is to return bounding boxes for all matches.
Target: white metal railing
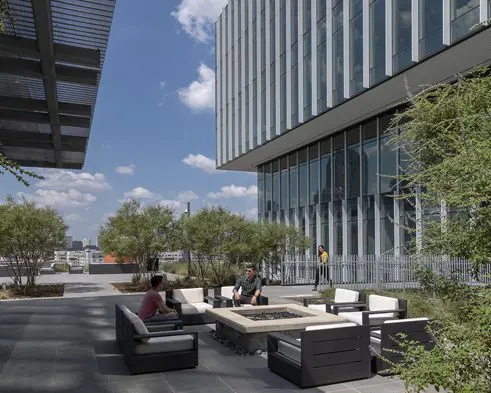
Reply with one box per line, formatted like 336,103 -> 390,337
279,255 -> 491,290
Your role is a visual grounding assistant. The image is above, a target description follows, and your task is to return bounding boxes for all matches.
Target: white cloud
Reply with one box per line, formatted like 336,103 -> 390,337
123,187 -> 156,200
177,63 -> 215,111
36,169 -> 110,192
182,153 -> 216,174
171,0 -> 227,43
18,189 -> 97,210
207,185 -> 258,199
177,191 -> 199,201
115,164 -> 136,175
158,200 -> 182,210
244,207 -> 258,220
64,213 -> 88,222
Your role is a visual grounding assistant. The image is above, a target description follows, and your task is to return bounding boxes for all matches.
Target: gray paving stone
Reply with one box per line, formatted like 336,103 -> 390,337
0,289 -> 443,393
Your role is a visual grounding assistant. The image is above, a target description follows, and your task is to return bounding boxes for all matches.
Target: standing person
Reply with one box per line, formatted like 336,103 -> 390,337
313,245 -> 331,291
233,264 -> 263,306
138,275 -> 178,322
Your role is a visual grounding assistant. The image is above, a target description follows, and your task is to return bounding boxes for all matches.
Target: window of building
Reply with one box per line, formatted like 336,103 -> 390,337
350,0 -> 364,95
348,198 -> 358,255
363,195 -> 375,254
272,160 -> 280,211
369,0 -> 386,85
419,0 -> 443,58
321,203 -> 329,247
317,0 -> 327,112
332,200 -> 343,255
450,0 -> 479,42
258,166 -> 264,217
320,139 -> 332,203
289,164 -> 298,209
347,127 -> 361,198
381,195 -> 394,254
362,120 -> 377,196
379,114 -> 398,194
309,205 -> 317,255
265,162 -> 272,212
309,145 -> 319,204
333,133 -> 345,200
291,0 -> 298,128
303,0 -> 312,120
332,0 -> 344,105
393,0 -> 412,73
298,147 -> 308,207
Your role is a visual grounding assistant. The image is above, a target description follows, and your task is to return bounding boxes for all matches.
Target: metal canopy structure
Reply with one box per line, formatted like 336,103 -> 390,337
0,0 -> 115,169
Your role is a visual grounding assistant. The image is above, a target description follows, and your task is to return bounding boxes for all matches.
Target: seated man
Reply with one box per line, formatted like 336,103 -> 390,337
233,264 -> 263,306
138,275 -> 178,322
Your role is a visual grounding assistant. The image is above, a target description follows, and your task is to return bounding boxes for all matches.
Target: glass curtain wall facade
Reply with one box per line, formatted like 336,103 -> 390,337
258,108 -> 419,256
216,1 -> 490,166
216,1 -> 490,256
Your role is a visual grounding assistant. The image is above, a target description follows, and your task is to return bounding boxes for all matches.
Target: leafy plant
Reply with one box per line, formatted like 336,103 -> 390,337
99,199 -> 179,284
0,196 -> 66,294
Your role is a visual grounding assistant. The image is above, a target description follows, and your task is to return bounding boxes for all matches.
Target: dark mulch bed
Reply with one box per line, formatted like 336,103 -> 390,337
111,282 -> 150,293
0,284 -> 65,300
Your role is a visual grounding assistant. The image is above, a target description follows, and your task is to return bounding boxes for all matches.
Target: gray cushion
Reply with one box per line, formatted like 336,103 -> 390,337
123,309 -> 150,343
181,302 -> 213,315
134,334 -> 195,355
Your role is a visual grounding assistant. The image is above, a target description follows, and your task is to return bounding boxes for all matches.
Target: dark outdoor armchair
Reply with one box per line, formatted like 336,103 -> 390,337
267,322 -> 371,388
119,304 -> 198,374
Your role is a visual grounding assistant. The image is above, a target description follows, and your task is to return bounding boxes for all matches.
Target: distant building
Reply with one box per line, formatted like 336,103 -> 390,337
72,240 -> 83,250
82,238 -> 92,248
64,236 -> 73,250
159,251 -> 184,262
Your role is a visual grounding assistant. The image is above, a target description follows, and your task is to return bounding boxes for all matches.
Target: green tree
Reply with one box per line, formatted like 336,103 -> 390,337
391,67 -> 491,265
99,199 -> 178,283
178,207 -> 310,286
0,196 -> 66,294
386,68 -> 491,392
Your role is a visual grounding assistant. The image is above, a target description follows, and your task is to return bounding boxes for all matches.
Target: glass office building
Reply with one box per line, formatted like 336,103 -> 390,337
215,0 -> 491,256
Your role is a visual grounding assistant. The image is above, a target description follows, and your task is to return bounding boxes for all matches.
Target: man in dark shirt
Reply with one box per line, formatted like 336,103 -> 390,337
233,264 -> 263,306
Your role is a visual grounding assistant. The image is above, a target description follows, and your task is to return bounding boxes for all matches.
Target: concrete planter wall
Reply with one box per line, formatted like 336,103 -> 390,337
88,263 -> 138,274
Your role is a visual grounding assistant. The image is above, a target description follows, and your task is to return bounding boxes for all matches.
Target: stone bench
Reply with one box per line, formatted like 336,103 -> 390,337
39,267 -> 55,275
69,266 -> 84,274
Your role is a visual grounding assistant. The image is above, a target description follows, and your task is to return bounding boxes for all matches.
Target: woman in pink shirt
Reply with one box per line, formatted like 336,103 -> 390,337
138,275 -> 178,321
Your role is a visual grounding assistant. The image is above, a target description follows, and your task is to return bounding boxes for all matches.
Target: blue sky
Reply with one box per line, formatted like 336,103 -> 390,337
1,0 -> 257,242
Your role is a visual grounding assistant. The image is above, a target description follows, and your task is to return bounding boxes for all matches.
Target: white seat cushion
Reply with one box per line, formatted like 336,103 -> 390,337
123,309 -> 150,343
173,288 -> 204,304
278,338 -> 301,363
307,304 -> 327,312
368,295 -> 399,318
338,311 -> 396,326
180,302 -> 213,315
305,322 -> 357,331
384,317 -> 428,325
134,334 -> 194,355
219,286 -> 240,297
334,288 -> 360,303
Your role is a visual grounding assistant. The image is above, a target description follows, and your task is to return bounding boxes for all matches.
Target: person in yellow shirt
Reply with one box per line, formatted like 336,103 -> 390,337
313,244 -> 332,291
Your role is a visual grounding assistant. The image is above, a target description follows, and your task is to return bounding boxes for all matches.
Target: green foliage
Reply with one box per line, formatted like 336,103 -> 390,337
0,154 -> 44,187
99,199 -> 178,282
0,0 -> 11,32
391,68 -> 491,264
390,288 -> 491,393
0,196 -> 66,294
178,207 -> 310,286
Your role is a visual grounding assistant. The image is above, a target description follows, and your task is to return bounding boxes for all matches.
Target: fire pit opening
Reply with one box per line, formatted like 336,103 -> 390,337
245,311 -> 302,321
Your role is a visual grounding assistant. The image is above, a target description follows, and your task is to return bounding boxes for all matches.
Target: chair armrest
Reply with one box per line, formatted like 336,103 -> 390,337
332,302 -> 368,314
204,295 -> 221,308
215,295 -> 233,307
134,330 -> 196,340
361,309 -> 406,326
165,298 -> 182,314
268,332 -> 301,348
145,319 -> 183,330
303,297 -> 332,307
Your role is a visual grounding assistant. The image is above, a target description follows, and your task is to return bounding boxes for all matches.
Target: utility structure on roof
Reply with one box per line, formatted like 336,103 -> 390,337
0,0 -> 116,169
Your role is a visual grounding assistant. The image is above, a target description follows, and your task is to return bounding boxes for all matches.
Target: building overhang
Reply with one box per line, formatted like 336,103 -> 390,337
0,0 -> 115,169
218,27 -> 491,172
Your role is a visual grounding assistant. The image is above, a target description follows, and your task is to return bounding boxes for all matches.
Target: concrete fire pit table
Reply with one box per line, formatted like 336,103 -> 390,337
206,303 -> 347,353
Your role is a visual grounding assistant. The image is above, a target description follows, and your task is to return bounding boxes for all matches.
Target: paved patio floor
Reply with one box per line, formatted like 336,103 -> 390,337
0,293 -> 443,393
